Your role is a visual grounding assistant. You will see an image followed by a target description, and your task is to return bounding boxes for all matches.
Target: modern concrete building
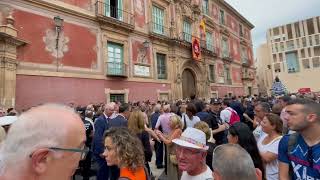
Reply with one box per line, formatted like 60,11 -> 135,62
257,16 -> 320,95
0,0 -> 256,110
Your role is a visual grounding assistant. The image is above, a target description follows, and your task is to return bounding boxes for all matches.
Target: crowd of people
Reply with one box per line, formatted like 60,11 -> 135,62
0,92 -> 319,180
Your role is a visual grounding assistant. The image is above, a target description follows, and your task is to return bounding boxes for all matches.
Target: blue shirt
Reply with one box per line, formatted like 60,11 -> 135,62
278,134 -> 320,179
196,111 -> 209,121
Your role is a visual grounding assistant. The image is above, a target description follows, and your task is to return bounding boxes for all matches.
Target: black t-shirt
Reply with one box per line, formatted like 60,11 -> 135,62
204,111 -> 225,145
82,117 -> 94,147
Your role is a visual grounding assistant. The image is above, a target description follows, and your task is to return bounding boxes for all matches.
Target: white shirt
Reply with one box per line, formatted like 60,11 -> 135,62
253,124 -> 265,142
257,134 -> 282,180
181,113 -> 201,128
220,107 -> 234,124
181,165 -> 213,180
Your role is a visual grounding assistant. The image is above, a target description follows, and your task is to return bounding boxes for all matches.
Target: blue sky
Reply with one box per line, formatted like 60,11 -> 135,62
225,0 -> 320,56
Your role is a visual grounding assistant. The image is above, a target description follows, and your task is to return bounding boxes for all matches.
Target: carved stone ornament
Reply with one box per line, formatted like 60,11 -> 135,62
43,29 -> 69,59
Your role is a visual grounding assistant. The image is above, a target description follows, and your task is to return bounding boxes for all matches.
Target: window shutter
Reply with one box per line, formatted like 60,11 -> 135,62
118,0 -> 123,20
105,0 -> 110,16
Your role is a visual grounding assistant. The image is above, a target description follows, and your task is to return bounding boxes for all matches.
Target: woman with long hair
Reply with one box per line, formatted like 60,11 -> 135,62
156,115 -> 182,180
228,122 -> 265,179
257,113 -> 283,180
103,128 -> 148,180
128,109 -> 153,175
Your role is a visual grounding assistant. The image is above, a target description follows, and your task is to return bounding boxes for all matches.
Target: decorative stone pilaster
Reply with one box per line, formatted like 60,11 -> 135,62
0,13 -> 27,108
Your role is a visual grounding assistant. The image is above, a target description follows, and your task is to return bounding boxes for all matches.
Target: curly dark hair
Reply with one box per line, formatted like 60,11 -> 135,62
104,127 -> 145,171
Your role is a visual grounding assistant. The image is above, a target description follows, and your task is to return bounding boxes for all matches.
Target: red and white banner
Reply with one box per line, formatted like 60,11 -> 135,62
192,37 -> 201,61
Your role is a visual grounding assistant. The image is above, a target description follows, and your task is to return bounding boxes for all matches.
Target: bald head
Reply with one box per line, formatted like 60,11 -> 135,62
213,144 -> 258,180
0,104 -> 86,176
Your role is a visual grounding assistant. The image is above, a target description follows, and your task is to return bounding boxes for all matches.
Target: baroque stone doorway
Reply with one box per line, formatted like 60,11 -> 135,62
182,68 -> 196,99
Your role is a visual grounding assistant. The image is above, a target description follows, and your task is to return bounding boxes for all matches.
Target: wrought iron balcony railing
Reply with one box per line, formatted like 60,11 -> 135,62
106,62 -> 128,77
148,22 -> 172,38
95,1 -> 134,28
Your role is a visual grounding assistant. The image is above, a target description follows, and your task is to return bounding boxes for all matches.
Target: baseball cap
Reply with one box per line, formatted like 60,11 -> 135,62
210,98 -> 220,104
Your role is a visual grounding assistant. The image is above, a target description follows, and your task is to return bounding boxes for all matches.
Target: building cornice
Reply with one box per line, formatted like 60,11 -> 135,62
216,0 -> 254,29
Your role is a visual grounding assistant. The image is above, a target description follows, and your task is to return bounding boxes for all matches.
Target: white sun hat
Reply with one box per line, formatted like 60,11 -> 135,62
172,127 -> 209,151
0,116 -> 18,126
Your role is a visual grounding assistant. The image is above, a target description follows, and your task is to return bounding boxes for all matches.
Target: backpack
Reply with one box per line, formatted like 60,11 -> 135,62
287,133 -> 299,180
226,108 -> 240,125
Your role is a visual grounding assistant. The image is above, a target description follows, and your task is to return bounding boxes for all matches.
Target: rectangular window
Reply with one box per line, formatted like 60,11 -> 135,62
309,36 -> 313,46
315,34 -> 320,45
206,32 -> 213,51
286,52 -> 299,73
301,49 -> 305,58
224,66 -> 231,84
302,59 -> 310,69
312,57 -> 320,68
107,42 -> 124,75
202,0 -> 209,15
296,39 -> 300,48
307,18 -> 315,35
314,47 -> 320,56
183,20 -> 192,42
152,6 -> 164,35
105,0 -> 123,20
222,38 -> 229,58
273,54 -> 277,62
287,24 -> 293,40
318,17 -> 320,34
286,40 -> 295,51
110,94 -> 125,103
279,53 -> 283,62
239,24 -> 243,37
308,48 -> 312,57
156,53 -> 167,79
302,37 -> 307,47
294,22 -> 300,38
209,65 -> 215,82
241,46 -> 248,63
280,42 -> 285,51
274,63 -> 281,73
219,10 -> 225,25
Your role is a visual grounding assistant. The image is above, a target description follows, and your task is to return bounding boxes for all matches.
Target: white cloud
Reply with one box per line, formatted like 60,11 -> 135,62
224,0 -> 320,55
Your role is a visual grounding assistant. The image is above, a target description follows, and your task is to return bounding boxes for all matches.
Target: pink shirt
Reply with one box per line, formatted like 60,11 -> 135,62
155,113 -> 173,134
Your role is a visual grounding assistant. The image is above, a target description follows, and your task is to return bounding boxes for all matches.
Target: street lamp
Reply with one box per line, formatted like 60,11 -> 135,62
53,16 -> 64,71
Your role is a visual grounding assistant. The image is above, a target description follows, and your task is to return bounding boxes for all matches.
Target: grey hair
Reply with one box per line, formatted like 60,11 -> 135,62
257,102 -> 271,113
213,144 -> 257,180
0,103 -> 78,174
154,104 -> 161,113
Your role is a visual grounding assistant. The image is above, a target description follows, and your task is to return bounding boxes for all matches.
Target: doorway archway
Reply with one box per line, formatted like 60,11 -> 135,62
182,68 -> 196,99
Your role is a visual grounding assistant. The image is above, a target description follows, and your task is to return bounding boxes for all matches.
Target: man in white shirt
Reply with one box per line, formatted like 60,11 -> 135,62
173,128 -> 213,180
220,99 -> 238,124
252,102 -> 270,141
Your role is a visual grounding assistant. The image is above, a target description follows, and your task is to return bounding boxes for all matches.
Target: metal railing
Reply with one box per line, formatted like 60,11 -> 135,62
95,1 -> 134,26
222,51 -> 232,59
226,78 -> 232,85
106,62 -> 127,77
200,40 -> 215,52
179,32 -> 192,43
148,22 -> 172,38
242,57 -> 249,65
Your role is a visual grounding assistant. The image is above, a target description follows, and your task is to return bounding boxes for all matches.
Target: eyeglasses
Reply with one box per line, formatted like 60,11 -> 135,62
30,146 -> 89,160
176,146 -> 202,155
307,147 -> 313,168
49,147 -> 89,159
